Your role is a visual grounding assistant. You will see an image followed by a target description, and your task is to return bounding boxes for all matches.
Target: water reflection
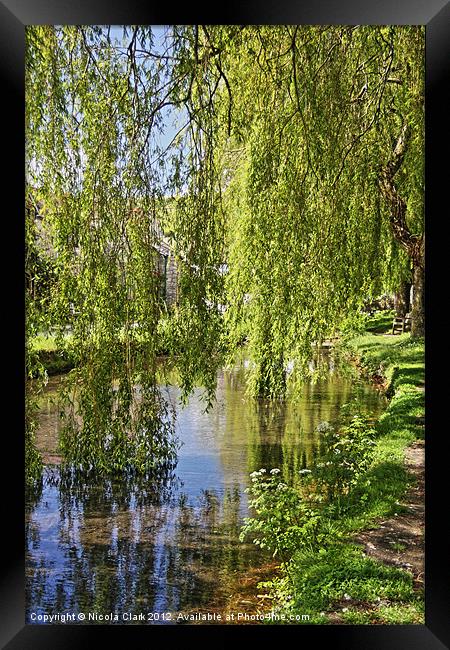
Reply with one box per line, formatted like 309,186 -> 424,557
26,357 -> 385,624
26,472 -> 259,624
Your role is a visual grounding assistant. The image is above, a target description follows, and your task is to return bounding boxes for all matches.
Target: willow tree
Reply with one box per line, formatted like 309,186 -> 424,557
25,25 -> 424,479
206,25 -> 424,396
26,25 -> 232,478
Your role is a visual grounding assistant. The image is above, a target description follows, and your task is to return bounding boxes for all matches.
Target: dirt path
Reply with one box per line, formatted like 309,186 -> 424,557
353,440 -> 425,589
347,335 -> 425,583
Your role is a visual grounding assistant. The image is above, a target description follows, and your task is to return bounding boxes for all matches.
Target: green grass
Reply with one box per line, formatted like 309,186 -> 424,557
29,327 -> 171,375
346,313 -> 424,392
341,601 -> 424,625
290,543 -> 417,614
364,309 -> 396,334
269,313 -> 425,625
30,333 -> 60,352
30,331 -> 75,375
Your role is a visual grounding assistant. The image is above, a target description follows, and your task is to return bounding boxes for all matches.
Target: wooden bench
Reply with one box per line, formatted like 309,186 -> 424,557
392,314 -> 411,334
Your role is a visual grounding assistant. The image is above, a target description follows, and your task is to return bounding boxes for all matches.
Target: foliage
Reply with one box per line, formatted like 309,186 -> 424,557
289,543 -> 417,615
219,25 -> 424,394
25,204 -> 45,487
25,391 -> 43,489
25,25 -> 235,475
259,545 -> 422,624
25,25 -> 424,479
338,311 -> 370,338
246,329 -> 424,623
240,412 -> 376,563
312,417 -> 376,508
26,26 -> 184,475
240,469 -> 322,560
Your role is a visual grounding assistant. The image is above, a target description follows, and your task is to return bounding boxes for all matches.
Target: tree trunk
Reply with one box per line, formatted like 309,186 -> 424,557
394,280 -> 411,317
379,124 -> 424,337
411,260 -> 425,338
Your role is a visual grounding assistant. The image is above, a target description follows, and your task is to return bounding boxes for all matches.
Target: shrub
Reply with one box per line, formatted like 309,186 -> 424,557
240,415 -> 377,563
240,469 -> 321,561
311,416 -> 376,510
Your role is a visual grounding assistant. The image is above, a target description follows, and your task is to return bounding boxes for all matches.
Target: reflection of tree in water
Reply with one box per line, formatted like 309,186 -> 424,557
251,399 -> 288,470
222,354 -> 384,489
26,469 -> 181,621
26,360 -> 386,623
163,484 -> 265,615
25,474 -> 44,512
26,470 -> 261,622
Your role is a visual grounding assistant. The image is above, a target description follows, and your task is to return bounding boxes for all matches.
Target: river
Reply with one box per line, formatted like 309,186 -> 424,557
26,356 -> 385,624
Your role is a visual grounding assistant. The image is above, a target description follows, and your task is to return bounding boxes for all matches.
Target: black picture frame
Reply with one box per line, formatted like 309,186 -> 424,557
2,1 -> 448,647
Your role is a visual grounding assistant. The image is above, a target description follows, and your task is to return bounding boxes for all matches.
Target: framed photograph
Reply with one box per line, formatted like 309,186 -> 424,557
1,0 -> 448,647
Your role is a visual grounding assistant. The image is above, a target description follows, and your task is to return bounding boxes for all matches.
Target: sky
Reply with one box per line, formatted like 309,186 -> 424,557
109,25 -> 186,162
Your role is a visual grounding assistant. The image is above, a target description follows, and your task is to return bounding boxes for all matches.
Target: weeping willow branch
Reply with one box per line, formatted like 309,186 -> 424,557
25,24 -> 424,466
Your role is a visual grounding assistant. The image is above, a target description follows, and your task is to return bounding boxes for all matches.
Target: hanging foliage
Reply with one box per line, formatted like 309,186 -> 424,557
26,26 -> 182,476
211,25 -> 424,394
25,25 -> 424,480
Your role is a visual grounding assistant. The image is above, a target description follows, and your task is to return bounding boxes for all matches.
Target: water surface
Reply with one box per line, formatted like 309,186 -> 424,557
26,359 -> 385,624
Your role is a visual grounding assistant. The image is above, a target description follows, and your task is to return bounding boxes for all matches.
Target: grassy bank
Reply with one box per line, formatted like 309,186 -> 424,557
338,319 -> 425,531
30,333 -> 75,375
248,312 -> 425,624
30,330 -> 172,377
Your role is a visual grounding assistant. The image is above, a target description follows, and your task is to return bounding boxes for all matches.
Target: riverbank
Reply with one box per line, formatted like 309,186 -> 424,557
330,322 -> 425,623
30,333 -> 75,375
30,333 -> 172,376
29,314 -> 425,625
255,313 -> 425,625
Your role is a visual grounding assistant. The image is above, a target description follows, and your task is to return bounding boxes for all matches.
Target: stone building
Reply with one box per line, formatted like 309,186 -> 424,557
154,237 -> 178,307
28,198 -> 179,309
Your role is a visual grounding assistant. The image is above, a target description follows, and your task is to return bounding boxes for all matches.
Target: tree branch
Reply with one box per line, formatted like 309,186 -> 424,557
378,123 -> 423,266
